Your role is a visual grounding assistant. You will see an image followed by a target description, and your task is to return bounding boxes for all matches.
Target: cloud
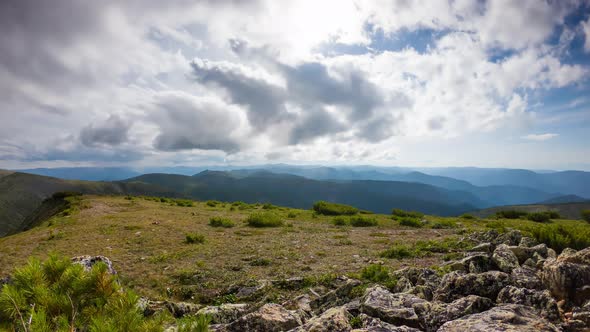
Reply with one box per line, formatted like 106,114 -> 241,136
522,133 -> 559,141
583,18 -> 590,53
150,91 -> 250,153
80,115 -> 130,147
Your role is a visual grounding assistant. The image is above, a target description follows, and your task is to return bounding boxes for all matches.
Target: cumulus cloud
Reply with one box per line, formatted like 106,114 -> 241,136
522,133 -> 559,141
80,115 -> 130,147
583,18 -> 590,53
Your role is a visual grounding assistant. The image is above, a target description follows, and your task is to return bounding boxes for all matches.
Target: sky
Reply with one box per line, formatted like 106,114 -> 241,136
1,0 -> 590,171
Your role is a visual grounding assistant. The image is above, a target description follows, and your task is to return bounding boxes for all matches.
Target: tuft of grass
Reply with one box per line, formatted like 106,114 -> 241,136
287,211 -> 298,218
245,212 -> 284,227
208,217 -> 235,228
332,216 -> 348,226
381,238 -> 469,259
185,233 -> 205,244
177,314 -> 211,332
360,264 -> 390,282
398,217 -> 423,228
583,210 -> 590,223
460,214 -> 475,219
380,244 -> 414,259
206,200 -> 221,207
249,258 -> 271,266
392,208 -> 424,218
312,201 -> 359,216
349,216 -> 378,227
349,316 -> 363,328
527,212 -> 551,223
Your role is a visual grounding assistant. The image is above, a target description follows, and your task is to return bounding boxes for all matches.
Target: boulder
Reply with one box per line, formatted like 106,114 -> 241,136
413,295 -> 493,331
392,277 -> 413,293
391,268 -> 440,288
496,286 -> 560,321
447,254 -> 491,273
511,266 -> 542,289
289,306 -> 351,332
469,242 -> 493,254
354,314 -> 422,332
541,247 -> 590,307
225,303 -> 302,332
509,244 -> 548,264
434,271 -> 511,302
437,304 -> 561,332
360,286 -> 426,328
496,230 -> 523,246
197,303 -> 250,324
310,276 -> 361,313
519,237 -> 538,247
71,255 -> 116,274
492,244 -> 520,273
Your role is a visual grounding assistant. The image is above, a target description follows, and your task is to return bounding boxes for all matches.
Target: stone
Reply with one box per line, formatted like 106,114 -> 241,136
360,286 -> 426,328
413,295 -> 493,332
310,276 -> 361,313
511,266 -> 543,289
392,277 -> 413,293
434,271 -> 511,302
225,303 -> 302,332
391,268 -> 440,288
71,255 -> 116,274
496,286 -> 560,321
469,242 -> 493,254
492,244 -> 520,273
197,303 -> 250,324
509,244 -> 548,264
542,247 -> 590,307
496,230 -> 523,246
447,254 -> 491,273
234,280 -> 271,299
519,237 -> 538,247
289,306 -> 351,332
437,304 -> 561,331
355,314 -> 422,332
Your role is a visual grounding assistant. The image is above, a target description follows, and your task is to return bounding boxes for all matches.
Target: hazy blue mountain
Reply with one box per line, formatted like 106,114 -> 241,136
17,167 -> 141,181
125,170 -> 484,216
536,195 -> 589,204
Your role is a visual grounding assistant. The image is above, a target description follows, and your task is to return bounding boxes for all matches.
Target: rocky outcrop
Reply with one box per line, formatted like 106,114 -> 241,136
289,306 -> 351,332
437,304 -> 561,331
434,271 -> 511,302
71,255 -> 116,274
413,295 -> 493,331
496,286 -> 560,321
541,247 -> 590,307
360,286 -> 426,328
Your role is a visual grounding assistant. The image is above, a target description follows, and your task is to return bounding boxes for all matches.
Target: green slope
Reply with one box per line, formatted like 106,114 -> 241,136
470,201 -> 590,220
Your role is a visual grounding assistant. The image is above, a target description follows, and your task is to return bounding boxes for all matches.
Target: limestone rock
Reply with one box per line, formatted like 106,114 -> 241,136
434,271 -> 511,302
511,266 -> 542,289
355,314 -> 422,332
542,247 -> 590,307
225,303 -> 302,332
496,285 -> 560,321
413,295 -> 493,331
492,244 -> 520,273
437,304 -> 561,332
360,286 -> 426,328
289,306 -> 351,332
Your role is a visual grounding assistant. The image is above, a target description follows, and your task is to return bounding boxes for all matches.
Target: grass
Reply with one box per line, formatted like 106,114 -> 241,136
313,201 -> 359,216
380,237 -> 469,259
245,212 -> 284,227
349,216 -> 378,227
185,233 -> 205,244
392,208 -> 424,218
398,217 -> 423,228
208,217 -> 235,228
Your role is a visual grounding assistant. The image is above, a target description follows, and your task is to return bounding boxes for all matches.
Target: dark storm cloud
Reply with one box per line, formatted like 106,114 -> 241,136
289,108 -> 347,144
80,115 -> 130,147
151,92 -> 246,153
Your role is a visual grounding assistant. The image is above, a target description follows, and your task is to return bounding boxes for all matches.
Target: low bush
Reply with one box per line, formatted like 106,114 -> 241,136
312,201 -> 359,216
177,315 -> 211,332
392,208 -> 423,218
208,217 -> 234,228
581,210 -> 590,223
0,255 -> 166,331
528,223 -> 590,252
398,217 -> 423,228
380,245 -> 414,259
185,233 -> 205,244
287,211 -> 298,218
246,212 -> 284,227
430,219 -> 457,229
174,199 -> 194,207
381,238 -> 468,259
360,264 -> 390,282
495,210 -> 528,219
332,216 -> 348,226
206,200 -> 220,207
349,216 -> 378,227
262,203 -> 276,210
459,214 -> 475,219
527,212 -> 551,223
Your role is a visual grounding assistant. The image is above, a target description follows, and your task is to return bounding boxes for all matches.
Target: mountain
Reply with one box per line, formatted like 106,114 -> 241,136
536,195 -> 589,204
0,172 -> 177,237
469,201 -> 590,220
420,167 -> 590,198
17,167 -> 142,181
124,170 -> 484,216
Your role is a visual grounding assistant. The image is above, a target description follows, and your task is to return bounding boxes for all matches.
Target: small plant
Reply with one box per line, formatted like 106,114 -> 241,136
349,316 -> 363,328
332,216 -> 348,226
249,258 -> 271,266
392,208 -> 424,218
459,214 -> 475,219
287,211 -> 298,218
174,199 -> 194,207
527,212 -> 551,223
246,212 -> 284,228
430,219 -> 457,229
185,233 -> 205,244
495,210 -> 528,219
380,244 -> 414,259
398,217 -> 423,228
208,217 -> 235,228
582,210 -> 590,223
349,216 -> 378,227
312,201 -> 359,216
262,203 -> 276,209
206,200 -> 220,207
360,264 -> 390,282
177,314 -> 211,332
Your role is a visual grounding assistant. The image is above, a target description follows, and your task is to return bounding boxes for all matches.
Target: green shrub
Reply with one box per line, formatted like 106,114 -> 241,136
177,314 -> 211,332
527,212 -> 551,223
206,200 -> 220,207
208,217 -> 234,228
431,219 -> 457,229
398,217 -> 423,228
185,233 -> 205,244
459,214 -> 475,219
392,208 -> 423,218
332,216 -> 348,226
581,210 -> 590,223
380,238 -> 468,259
349,316 -> 363,328
246,212 -> 284,227
249,258 -> 271,266
495,210 -> 528,219
360,264 -> 390,282
0,255 -> 165,331
262,203 -> 276,210
174,199 -> 194,207
528,223 -> 590,252
312,201 -> 359,216
287,211 -> 298,218
380,245 -> 414,259
349,216 -> 378,227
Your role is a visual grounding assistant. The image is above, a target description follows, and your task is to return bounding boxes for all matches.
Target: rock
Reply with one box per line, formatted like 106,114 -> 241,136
547,248 -> 557,259
355,314 -> 422,332
434,271 -> 511,302
511,266 -> 542,289
343,299 -> 361,317
469,242 -> 493,254
391,268 -> 440,288
225,303 -> 302,332
496,286 -> 560,321
413,295 -> 493,332
289,306 -> 351,332
492,244 -> 520,273
542,247 -> 590,307
359,286 -> 426,328
71,255 -> 116,274
509,244 -> 548,264
167,301 -> 202,318
274,277 -> 306,290
496,230 -> 523,246
197,304 -> 250,324
283,294 -> 313,319
392,277 -> 413,293
519,237 -> 538,247
234,280 -> 271,299
437,304 -> 561,331
310,276 -> 361,313
561,248 -> 578,258
447,254 -> 491,273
